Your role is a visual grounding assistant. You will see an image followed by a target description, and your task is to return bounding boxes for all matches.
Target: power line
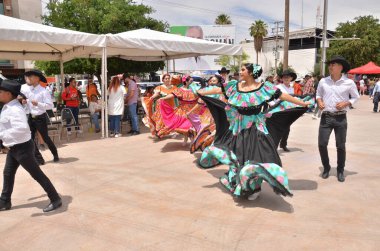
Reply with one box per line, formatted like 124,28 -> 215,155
143,0 -> 263,23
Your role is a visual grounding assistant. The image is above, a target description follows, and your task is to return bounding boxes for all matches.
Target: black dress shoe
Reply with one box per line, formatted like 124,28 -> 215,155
131,131 -> 140,136
0,200 -> 11,211
53,156 -> 60,162
337,172 -> 345,182
321,170 -> 329,179
281,146 -> 290,152
43,198 -> 62,213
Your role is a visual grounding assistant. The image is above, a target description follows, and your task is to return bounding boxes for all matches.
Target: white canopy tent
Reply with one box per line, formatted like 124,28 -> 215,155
0,16 -> 243,138
0,15 -> 106,62
99,29 -> 242,61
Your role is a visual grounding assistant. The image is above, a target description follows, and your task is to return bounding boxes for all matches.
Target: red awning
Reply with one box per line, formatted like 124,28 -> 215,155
348,61 -> 380,74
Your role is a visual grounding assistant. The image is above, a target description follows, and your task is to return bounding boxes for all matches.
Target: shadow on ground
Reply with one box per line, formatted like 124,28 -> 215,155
11,194 -> 73,217
318,166 -> 358,177
161,142 -> 189,153
289,179 -> 318,190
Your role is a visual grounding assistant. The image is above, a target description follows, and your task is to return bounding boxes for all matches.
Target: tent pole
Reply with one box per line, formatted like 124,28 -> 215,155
104,47 -> 109,138
59,58 -> 64,91
166,59 -> 169,73
173,59 -> 175,72
101,47 -> 105,138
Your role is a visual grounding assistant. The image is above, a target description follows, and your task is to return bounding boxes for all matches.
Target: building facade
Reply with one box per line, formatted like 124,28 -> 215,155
241,28 -> 334,78
0,0 -> 42,79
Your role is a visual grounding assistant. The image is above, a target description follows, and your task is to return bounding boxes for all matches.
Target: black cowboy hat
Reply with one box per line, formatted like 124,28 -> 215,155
0,79 -> 21,96
218,67 -> 230,74
281,70 -> 297,81
326,55 -> 351,73
24,69 -> 47,83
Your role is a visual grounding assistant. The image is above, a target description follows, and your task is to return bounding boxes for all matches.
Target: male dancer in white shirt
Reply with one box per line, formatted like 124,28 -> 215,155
22,70 -> 59,164
316,56 -> 359,182
0,79 -> 62,212
277,70 -> 297,152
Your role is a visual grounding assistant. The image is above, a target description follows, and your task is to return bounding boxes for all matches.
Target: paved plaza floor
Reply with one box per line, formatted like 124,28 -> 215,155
0,96 -> 379,250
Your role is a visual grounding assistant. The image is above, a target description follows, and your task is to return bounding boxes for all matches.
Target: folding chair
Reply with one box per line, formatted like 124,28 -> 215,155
46,109 -> 61,126
56,103 -> 65,113
45,112 -> 60,143
60,108 -> 83,141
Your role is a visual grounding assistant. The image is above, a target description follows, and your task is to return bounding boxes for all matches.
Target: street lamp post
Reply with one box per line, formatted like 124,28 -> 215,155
321,0 -> 328,76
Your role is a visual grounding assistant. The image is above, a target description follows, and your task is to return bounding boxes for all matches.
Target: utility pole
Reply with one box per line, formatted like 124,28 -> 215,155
272,21 -> 284,75
283,0 -> 290,70
321,0 -> 328,76
301,0 -> 304,29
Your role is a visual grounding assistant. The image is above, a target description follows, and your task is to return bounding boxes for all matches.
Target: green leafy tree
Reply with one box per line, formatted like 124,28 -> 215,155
249,20 -> 268,65
327,15 -> 380,68
217,51 -> 249,73
215,14 -> 232,25
36,0 -> 168,80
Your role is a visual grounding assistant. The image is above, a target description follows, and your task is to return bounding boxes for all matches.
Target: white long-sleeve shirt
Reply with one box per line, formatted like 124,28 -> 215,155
0,99 -> 31,147
316,75 -> 359,112
21,84 -> 53,115
371,81 -> 380,97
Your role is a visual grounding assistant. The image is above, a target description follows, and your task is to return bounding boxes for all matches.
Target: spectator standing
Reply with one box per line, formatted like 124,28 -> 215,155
124,73 -> 140,135
62,78 -> 82,135
359,78 -> 366,95
108,76 -> 126,137
371,78 -> 380,112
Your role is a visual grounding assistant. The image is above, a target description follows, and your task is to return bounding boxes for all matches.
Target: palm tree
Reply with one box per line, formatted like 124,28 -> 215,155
215,14 -> 232,25
249,20 -> 268,64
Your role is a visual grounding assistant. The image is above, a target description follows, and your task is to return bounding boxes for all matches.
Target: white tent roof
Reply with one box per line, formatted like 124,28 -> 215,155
97,29 -> 242,61
0,15 -> 106,62
0,16 -> 241,63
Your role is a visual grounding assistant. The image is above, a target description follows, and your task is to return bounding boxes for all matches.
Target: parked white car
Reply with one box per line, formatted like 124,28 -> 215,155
77,79 -> 102,96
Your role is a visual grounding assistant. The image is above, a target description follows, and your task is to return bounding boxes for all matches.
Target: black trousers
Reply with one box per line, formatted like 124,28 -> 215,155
373,92 -> 380,112
28,115 -> 58,160
318,113 -> 347,172
279,127 -> 290,148
0,140 -> 60,202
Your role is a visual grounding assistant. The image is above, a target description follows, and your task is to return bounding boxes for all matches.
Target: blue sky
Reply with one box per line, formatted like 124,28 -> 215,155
137,0 -> 380,42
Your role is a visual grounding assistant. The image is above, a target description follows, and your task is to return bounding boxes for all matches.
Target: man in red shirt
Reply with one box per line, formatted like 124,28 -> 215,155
61,78 -> 81,134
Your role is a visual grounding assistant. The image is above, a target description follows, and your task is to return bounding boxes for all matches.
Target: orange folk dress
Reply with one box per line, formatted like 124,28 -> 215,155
142,84 -> 178,137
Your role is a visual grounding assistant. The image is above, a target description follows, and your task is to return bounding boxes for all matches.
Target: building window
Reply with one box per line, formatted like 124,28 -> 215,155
0,0 -> 4,15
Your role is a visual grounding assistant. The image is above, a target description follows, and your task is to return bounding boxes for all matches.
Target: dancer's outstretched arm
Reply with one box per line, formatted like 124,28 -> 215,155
197,87 -> 222,96
280,93 -> 310,107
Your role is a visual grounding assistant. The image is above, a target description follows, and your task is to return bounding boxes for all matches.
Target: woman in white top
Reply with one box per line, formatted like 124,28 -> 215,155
108,77 -> 126,137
